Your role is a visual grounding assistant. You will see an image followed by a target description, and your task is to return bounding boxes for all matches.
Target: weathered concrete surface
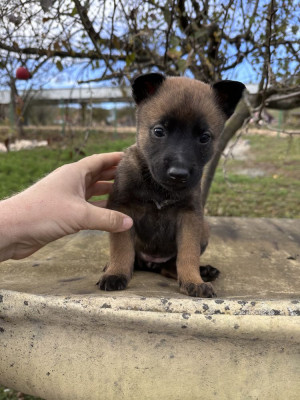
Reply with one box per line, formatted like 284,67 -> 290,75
1,217 -> 299,299
0,217 -> 299,400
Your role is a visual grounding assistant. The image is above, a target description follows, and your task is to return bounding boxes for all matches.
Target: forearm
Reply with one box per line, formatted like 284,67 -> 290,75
0,197 -> 19,261
0,188 -> 67,262
0,192 -> 45,261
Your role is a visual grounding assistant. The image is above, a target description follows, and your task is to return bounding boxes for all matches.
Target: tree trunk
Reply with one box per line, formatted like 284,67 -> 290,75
201,99 -> 252,206
10,78 -> 25,138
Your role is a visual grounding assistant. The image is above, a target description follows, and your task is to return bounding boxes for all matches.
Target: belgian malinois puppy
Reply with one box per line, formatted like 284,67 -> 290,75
98,73 -> 245,298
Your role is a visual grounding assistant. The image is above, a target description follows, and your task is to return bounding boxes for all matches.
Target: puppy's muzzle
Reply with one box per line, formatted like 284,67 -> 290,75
167,166 -> 189,183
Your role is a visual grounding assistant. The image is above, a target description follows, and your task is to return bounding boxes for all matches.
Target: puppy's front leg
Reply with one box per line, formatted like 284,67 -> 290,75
98,229 -> 135,291
177,212 -> 216,298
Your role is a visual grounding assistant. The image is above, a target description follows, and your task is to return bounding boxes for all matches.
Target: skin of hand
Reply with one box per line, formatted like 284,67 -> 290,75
0,152 -> 133,261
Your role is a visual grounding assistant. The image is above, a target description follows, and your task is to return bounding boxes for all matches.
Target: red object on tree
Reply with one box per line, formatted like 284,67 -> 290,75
16,67 -> 31,80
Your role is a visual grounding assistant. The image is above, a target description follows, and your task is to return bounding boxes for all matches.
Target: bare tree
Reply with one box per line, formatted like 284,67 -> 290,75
0,0 -> 299,198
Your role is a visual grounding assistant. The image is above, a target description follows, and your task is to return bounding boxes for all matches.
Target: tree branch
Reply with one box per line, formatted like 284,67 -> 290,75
0,41 -> 119,61
72,0 -> 105,58
201,98 -> 253,206
265,91 -> 300,110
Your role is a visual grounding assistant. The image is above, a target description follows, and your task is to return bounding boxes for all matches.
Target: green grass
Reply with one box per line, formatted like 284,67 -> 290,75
206,134 -> 300,218
1,131 -> 299,218
0,132 -> 135,199
0,131 -> 299,218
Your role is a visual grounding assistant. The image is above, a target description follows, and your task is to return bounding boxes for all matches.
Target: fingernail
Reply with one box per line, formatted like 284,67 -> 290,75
122,217 -> 133,230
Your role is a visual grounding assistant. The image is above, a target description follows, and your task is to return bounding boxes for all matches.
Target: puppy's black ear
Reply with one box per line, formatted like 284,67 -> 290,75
132,73 -> 166,104
213,80 -> 246,119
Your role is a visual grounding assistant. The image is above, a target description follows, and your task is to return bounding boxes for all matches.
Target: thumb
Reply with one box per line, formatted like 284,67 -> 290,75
85,205 -> 133,233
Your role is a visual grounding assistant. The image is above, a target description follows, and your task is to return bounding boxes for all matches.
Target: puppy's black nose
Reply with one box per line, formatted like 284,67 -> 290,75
167,167 -> 189,182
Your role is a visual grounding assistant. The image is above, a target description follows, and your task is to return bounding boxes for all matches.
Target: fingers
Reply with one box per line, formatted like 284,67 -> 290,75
89,199 -> 108,208
86,181 -> 114,199
97,166 -> 117,181
79,152 -> 123,181
85,204 -> 133,233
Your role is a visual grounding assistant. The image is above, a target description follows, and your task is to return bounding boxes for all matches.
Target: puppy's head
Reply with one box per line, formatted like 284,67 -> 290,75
132,73 -> 245,192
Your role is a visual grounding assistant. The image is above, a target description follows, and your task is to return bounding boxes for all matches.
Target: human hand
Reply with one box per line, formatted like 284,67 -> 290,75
0,152 -> 133,260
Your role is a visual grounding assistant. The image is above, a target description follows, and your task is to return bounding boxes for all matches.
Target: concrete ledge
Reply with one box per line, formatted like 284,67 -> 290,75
0,217 -> 299,399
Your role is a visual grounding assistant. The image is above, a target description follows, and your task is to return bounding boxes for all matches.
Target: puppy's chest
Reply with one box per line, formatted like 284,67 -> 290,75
132,203 -> 178,243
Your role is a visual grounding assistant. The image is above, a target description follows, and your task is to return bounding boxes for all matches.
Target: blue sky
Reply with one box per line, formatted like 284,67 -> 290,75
1,0 -> 298,98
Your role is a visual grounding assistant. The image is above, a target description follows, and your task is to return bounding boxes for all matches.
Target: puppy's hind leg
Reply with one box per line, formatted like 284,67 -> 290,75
161,262 -> 220,283
98,230 -> 135,291
200,265 -> 220,282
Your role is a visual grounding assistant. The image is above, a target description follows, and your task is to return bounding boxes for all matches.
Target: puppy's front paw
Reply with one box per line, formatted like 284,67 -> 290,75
98,274 -> 129,291
179,281 -> 216,298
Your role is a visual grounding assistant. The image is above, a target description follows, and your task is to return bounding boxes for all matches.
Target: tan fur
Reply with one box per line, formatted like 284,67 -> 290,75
137,77 -> 226,139
105,230 -> 135,278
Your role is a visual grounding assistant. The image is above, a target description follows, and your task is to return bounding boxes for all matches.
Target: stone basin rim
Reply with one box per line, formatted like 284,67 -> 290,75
1,290 -> 299,344
1,289 -> 299,316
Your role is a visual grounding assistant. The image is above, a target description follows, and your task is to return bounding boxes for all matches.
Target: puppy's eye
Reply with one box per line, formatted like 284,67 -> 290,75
198,132 -> 211,144
153,126 -> 165,138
